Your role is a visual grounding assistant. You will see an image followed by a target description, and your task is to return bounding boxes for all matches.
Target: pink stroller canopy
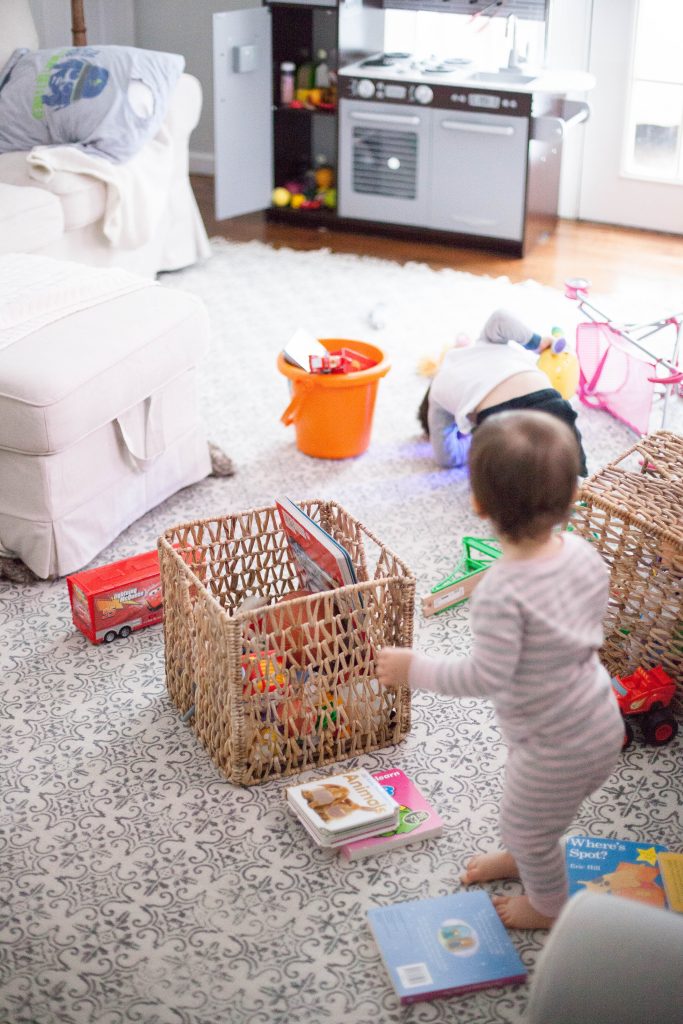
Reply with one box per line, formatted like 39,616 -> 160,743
577,322 -> 657,435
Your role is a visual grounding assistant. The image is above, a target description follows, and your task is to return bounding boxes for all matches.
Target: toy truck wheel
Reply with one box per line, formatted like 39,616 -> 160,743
621,718 -> 634,750
103,630 -> 117,643
119,626 -> 132,638
641,708 -> 678,746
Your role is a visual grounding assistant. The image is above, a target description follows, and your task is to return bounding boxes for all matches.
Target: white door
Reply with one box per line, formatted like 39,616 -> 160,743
579,0 -> 683,233
213,7 -> 273,220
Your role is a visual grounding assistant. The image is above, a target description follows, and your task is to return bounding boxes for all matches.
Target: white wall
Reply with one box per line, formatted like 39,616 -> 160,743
29,0 -> 135,47
545,0 -> 593,218
133,0 -> 259,173
26,0 -> 592,207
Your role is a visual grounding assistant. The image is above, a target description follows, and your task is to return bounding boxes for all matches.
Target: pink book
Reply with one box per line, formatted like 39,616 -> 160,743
339,768 -> 443,861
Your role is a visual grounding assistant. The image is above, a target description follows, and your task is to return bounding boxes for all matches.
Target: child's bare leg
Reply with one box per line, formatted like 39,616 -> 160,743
492,894 -> 556,930
461,849 -> 519,885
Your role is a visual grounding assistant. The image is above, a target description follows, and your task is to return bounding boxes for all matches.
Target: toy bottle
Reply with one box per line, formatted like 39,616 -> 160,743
314,49 -> 330,88
280,61 -> 295,106
296,58 -> 315,91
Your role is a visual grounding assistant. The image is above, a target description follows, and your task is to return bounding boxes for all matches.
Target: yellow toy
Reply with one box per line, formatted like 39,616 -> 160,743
537,329 -> 580,399
271,186 -> 291,207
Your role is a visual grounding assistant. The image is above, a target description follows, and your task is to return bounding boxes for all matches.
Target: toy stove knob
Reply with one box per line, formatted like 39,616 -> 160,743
414,84 -> 434,105
356,78 -> 375,99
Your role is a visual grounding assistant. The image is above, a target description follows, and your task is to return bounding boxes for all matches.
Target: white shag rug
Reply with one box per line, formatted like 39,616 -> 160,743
2,239 -> 681,1024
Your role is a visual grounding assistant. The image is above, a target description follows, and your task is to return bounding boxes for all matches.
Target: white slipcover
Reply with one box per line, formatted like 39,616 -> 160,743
0,263 -> 211,577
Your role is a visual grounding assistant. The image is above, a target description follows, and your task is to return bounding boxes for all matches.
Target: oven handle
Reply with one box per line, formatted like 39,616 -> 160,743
439,120 -> 515,136
349,111 -> 422,127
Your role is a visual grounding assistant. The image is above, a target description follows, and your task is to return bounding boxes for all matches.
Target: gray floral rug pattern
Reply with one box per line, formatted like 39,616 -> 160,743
2,240 -> 682,1024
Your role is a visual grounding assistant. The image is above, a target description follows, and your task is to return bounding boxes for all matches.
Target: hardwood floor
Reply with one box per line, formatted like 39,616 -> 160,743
191,174 -> 683,306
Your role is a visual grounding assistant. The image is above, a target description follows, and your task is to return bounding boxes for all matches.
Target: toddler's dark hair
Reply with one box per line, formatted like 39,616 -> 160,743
468,410 -> 580,542
418,385 -> 431,436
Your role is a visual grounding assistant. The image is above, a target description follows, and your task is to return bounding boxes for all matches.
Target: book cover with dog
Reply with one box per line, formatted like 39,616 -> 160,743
286,767 -> 399,847
565,834 -> 669,908
340,768 -> 443,861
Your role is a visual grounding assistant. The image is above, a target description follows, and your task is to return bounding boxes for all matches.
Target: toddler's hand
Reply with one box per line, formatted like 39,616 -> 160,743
377,647 -> 414,688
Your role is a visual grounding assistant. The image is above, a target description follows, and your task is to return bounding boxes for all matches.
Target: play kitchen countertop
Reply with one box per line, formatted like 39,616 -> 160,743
339,61 -> 595,97
440,69 -> 595,94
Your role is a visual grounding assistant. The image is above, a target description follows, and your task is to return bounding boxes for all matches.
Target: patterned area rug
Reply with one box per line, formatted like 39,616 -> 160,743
2,239 -> 682,1024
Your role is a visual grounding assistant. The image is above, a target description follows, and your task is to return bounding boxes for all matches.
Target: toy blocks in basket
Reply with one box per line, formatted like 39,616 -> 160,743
157,501 -> 415,785
570,430 -> 683,686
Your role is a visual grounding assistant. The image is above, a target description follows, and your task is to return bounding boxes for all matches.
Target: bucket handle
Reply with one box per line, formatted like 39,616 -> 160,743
281,379 -> 314,426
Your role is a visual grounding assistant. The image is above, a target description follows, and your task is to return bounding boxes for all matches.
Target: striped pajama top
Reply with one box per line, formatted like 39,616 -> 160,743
409,532 -> 623,751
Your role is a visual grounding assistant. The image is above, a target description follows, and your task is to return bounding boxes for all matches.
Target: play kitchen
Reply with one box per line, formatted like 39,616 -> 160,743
213,0 -> 593,255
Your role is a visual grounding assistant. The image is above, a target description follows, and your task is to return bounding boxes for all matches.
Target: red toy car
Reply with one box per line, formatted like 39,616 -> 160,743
611,665 -> 678,747
67,550 -> 164,644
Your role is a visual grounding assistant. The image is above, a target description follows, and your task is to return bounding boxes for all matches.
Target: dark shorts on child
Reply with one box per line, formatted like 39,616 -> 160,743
476,388 -> 588,476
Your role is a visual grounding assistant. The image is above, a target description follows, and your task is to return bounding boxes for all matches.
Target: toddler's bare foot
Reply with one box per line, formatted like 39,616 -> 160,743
492,895 -> 556,930
460,850 -> 519,885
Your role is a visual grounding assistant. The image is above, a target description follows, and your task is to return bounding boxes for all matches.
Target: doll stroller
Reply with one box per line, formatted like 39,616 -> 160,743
565,278 -> 683,436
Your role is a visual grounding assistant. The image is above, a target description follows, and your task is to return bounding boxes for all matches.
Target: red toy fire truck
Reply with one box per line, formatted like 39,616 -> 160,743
611,665 -> 678,747
67,549 -> 164,644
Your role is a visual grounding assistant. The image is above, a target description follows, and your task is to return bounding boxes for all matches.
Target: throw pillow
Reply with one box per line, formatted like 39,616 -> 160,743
0,45 -> 184,163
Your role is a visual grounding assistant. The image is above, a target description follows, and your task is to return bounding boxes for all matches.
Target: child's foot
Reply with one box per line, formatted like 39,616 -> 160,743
492,895 -> 556,930
460,850 -> 519,885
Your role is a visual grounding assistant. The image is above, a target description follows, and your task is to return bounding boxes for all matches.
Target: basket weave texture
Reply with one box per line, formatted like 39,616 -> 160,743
571,431 -> 683,684
158,501 -> 415,785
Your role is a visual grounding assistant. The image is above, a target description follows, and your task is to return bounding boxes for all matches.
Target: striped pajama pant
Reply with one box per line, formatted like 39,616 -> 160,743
500,734 -> 623,918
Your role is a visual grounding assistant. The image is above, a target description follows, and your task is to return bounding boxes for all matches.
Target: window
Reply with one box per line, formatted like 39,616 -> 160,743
623,0 -> 683,182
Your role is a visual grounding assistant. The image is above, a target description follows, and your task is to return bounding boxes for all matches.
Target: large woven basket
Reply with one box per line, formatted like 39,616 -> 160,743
571,431 -> 683,685
158,501 -> 415,785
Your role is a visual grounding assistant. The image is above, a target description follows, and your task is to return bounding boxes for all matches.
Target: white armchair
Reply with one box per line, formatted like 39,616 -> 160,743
0,0 -> 211,276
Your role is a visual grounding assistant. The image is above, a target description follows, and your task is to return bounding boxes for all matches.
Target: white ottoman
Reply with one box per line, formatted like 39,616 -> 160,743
0,261 -> 211,577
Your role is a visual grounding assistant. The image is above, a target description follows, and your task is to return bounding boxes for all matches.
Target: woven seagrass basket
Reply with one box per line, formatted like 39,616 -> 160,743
158,500 -> 415,785
570,431 -> 683,687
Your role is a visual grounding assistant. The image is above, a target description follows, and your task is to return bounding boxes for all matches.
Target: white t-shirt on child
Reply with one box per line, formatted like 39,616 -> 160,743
431,340 -> 543,435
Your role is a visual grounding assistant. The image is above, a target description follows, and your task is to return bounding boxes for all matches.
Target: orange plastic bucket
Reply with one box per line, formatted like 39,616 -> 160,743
277,338 -> 390,459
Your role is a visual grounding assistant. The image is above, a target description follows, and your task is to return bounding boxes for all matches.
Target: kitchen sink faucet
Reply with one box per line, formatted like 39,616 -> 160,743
504,15 -> 525,72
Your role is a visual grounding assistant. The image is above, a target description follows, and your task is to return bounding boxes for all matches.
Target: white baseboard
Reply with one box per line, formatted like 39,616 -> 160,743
190,151 -> 215,176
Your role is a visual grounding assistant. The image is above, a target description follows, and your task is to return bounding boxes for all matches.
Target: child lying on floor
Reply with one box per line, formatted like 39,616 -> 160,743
418,308 -> 588,475
378,411 -> 622,929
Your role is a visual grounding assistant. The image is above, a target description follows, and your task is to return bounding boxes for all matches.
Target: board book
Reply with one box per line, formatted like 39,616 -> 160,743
565,834 -> 668,908
276,497 -> 356,593
283,328 -> 328,370
658,852 -> 683,913
339,768 -> 443,861
286,767 -> 399,848
367,890 -> 526,1005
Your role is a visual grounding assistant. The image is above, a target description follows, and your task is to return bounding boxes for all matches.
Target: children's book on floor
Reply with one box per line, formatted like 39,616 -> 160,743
565,834 -> 669,908
286,767 -> 399,848
657,852 -> 683,913
276,497 -> 356,593
367,890 -> 527,1005
339,768 -> 443,861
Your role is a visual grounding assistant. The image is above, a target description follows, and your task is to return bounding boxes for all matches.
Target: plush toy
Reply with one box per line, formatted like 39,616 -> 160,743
537,350 -> 579,399
525,327 -> 579,399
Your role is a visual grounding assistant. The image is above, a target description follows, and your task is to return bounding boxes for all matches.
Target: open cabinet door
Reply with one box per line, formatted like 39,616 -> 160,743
213,7 -> 273,220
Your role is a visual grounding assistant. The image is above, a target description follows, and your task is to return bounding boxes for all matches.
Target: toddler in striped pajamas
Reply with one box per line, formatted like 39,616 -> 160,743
377,410 -> 623,930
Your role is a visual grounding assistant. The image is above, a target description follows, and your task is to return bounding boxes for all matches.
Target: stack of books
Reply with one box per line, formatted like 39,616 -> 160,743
286,767 -> 400,848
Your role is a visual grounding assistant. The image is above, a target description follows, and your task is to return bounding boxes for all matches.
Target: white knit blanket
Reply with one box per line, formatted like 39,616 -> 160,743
26,121 -> 176,249
0,252 -> 152,349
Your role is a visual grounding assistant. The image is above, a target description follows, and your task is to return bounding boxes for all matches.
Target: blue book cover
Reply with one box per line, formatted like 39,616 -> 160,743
565,835 -> 668,908
367,891 -> 526,1005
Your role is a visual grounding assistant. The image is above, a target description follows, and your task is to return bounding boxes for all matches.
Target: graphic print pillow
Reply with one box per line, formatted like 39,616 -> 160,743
0,45 -> 184,163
